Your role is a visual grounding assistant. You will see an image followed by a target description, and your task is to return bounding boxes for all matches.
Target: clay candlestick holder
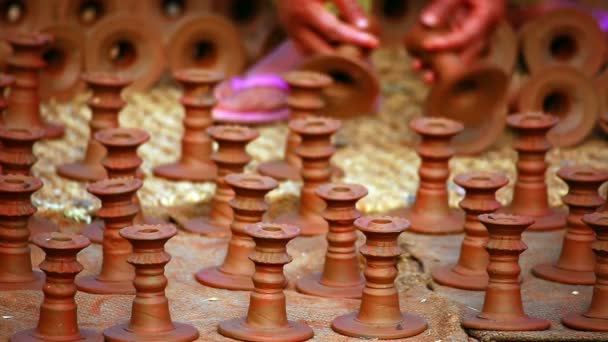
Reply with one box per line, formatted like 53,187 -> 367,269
196,173 -> 278,291
276,116 -> 342,236
502,112 -> 566,231
81,127 -> 149,244
11,232 -> 102,342
57,72 -> 132,182
562,212 -> 608,331
218,222 -> 313,342
182,125 -> 259,236
0,174 -> 44,291
0,73 -> 15,125
517,65 -> 599,148
300,45 -> 380,118
4,32 -> 65,139
432,172 -> 508,291
103,224 -> 199,342
462,214 -> 550,331
76,178 -> 142,295
520,8 -> 605,77
404,23 -> 508,155
532,166 -> 608,285
38,24 -> 85,102
258,70 -> 333,181
0,126 -> 44,175
85,13 -> 165,93
332,216 -> 428,339
153,69 -> 222,182
390,117 -> 465,234
296,183 -> 368,298
166,14 -> 246,77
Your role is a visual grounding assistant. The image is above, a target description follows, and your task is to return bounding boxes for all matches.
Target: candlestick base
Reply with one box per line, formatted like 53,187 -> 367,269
81,220 -> 104,244
75,275 -> 135,295
462,315 -> 550,331
296,272 -> 364,299
432,264 -> 488,291
153,161 -> 217,182
219,317 -> 314,342
276,211 -> 327,236
181,217 -> 230,238
12,328 -> 103,342
532,263 -> 595,285
41,122 -> 66,140
258,160 -> 300,181
57,162 -> 106,182
28,216 -> 58,241
103,322 -> 199,342
0,271 -> 44,291
562,312 -> 608,332
500,206 -> 566,232
390,207 -> 464,235
195,266 -> 253,291
332,312 -> 427,340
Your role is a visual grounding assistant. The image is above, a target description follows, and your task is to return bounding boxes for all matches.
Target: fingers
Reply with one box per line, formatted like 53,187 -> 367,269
308,2 -> 379,49
332,0 -> 369,29
460,37 -> 486,64
421,0 -> 461,27
424,12 -> 487,50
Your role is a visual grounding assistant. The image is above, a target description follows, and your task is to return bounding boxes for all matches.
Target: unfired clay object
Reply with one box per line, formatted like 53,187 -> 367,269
0,73 -> 15,125
218,222 -> 313,342
332,216 -> 428,339
462,214 -> 551,331
533,166 -> 608,285
103,224 -> 199,342
390,117 -> 465,234
432,172 -> 508,291
196,173 -> 278,291
296,183 -> 368,298
0,126 -> 44,175
11,232 -> 102,342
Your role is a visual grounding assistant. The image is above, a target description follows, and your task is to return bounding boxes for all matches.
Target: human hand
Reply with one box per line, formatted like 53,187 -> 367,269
277,0 -> 379,54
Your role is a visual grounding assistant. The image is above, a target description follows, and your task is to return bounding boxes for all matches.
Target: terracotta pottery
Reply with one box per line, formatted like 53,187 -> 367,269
0,0 -> 43,35
38,24 -> 84,102
595,70 -> 608,135
0,174 -> 44,291
0,41 -> 11,72
81,127 -> 149,244
520,8 -> 605,77
432,172 -> 509,291
462,214 -> 551,331
104,224 -> 199,342
196,173 -> 278,291
84,13 -> 166,93
517,65 -> 599,148
276,116 -> 342,236
57,0 -> 133,29
218,222 -> 312,342
0,73 -> 14,125
299,45 -> 379,119
182,125 -> 258,237
404,23 -> 508,155
533,166 -> 608,285
257,70 -> 333,181
11,232 -> 102,342
76,178 -> 142,295
5,32 -> 65,139
371,0 -> 425,47
296,183 -> 368,298
166,14 -> 245,77
137,0 -> 209,36
0,126 -> 44,175
153,69 -> 222,182
562,212 -> 608,331
332,216 -> 428,339
501,112 -> 567,231
479,20 -> 517,75
390,117 -> 465,234
57,72 -> 131,182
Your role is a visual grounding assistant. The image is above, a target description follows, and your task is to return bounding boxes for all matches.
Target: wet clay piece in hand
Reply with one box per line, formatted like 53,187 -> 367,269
196,173 -> 278,291
76,178 -> 142,295
390,117 -> 465,234
501,112 -> 566,231
218,222 -> 313,342
432,172 -> 509,291
532,166 -> 608,285
11,233 -> 102,342
57,72 -> 131,182
4,32 -> 65,139
276,116 -> 342,236
296,183 -> 367,298
562,212 -> 608,331
332,216 -> 428,339
257,70 -> 332,181
103,224 -> 199,342
153,69 -> 222,182
0,175 -> 44,291
462,214 -> 551,331
181,125 -> 259,237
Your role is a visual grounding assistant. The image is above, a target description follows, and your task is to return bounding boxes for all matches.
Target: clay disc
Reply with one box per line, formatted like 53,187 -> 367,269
39,24 -> 85,102
371,0 -> 426,47
479,20 -> 517,74
167,13 -> 245,77
520,7 -> 606,76
56,0 -> 133,28
300,53 -> 379,118
85,13 -> 166,93
518,65 -> 599,147
595,70 -> 608,134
